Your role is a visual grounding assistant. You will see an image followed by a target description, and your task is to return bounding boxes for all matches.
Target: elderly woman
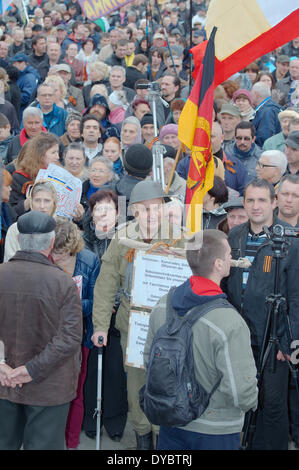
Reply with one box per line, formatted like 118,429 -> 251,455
9,132 -> 60,218
82,189 -> 128,442
4,179 -> 57,262
63,142 -> 88,182
263,109 -> 299,152
120,116 -> 142,156
50,216 -> 100,450
159,123 -> 180,150
61,111 -> 82,148
80,156 -> 118,213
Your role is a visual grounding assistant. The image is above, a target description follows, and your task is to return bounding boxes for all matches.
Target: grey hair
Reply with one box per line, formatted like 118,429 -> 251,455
110,65 -> 126,77
37,82 -> 55,96
23,107 -> 43,122
19,231 -> 55,252
277,173 -> 299,192
251,82 -> 271,99
64,142 -> 86,160
261,150 -> 288,175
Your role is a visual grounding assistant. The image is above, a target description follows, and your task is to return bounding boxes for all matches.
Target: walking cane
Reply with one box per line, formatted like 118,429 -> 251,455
95,336 -> 104,450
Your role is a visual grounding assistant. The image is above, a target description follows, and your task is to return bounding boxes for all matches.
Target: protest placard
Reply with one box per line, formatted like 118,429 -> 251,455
126,309 -> 150,369
35,164 -> 82,219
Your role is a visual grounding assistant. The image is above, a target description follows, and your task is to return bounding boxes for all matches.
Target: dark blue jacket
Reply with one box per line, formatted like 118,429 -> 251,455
251,97 -> 281,148
176,152 -> 251,196
73,248 -> 100,348
17,65 -> 40,116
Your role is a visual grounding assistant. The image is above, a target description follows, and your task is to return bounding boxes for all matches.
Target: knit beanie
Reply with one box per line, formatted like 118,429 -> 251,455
65,111 -> 82,128
232,89 -> 252,106
140,113 -> 154,127
123,144 -> 153,177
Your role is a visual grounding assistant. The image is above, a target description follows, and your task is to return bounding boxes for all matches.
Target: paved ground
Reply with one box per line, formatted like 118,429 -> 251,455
70,418 -> 299,451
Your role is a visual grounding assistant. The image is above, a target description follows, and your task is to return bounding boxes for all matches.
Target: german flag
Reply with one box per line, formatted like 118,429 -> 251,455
178,28 -> 216,234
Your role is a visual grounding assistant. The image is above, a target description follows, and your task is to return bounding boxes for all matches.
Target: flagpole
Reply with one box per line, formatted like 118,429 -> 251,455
165,143 -> 182,195
189,0 -> 193,92
154,0 -> 179,80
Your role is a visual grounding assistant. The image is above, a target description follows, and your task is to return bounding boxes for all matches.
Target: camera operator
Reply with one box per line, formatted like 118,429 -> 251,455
223,178 -> 299,450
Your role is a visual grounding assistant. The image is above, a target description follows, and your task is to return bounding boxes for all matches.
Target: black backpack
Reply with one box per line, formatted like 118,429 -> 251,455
139,287 -> 231,427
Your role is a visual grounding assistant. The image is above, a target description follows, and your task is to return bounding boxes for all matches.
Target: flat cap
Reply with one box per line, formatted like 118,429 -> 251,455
223,197 -> 244,211
17,211 -> 56,234
276,55 -> 290,64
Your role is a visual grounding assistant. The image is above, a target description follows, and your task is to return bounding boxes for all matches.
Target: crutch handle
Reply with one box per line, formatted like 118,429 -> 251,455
98,335 -> 104,355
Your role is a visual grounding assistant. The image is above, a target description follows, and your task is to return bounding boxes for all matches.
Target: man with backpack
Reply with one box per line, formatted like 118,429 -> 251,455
143,229 -> 258,450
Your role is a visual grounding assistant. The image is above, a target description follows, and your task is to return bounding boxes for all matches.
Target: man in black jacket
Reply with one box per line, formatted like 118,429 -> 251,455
28,34 -> 49,82
224,178 -> 299,450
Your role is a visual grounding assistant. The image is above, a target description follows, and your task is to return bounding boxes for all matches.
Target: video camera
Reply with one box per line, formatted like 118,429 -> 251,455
135,81 -> 160,92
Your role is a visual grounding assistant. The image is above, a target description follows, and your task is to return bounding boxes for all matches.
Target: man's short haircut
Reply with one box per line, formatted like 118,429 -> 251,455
22,106 -> 43,122
110,65 -> 126,77
244,178 -> 276,202
32,33 -> 47,47
0,113 -> 10,128
37,82 -> 55,96
277,174 -> 299,192
133,54 -> 148,67
80,114 -> 101,135
186,229 -> 228,278
115,38 -> 128,48
235,121 -> 256,138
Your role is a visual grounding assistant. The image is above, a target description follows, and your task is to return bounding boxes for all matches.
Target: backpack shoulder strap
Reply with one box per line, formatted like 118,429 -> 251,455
186,298 -> 232,327
165,286 -> 177,324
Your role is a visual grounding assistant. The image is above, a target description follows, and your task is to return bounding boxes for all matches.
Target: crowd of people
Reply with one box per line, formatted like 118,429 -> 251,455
0,0 -> 299,452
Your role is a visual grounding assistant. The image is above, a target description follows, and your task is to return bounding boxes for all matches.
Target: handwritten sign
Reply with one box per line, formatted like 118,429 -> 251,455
78,0 -> 134,21
126,310 -> 150,369
35,164 -> 82,219
131,251 -> 192,309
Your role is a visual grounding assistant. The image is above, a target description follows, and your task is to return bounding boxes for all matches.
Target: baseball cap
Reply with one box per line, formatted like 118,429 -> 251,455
276,55 -> 290,64
9,52 -> 28,63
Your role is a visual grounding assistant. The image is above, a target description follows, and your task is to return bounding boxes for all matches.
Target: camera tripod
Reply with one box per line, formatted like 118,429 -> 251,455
241,225 -> 299,450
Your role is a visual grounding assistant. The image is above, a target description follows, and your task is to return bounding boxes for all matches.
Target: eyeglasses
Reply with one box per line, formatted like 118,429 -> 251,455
235,136 -> 252,141
256,162 -> 277,169
90,168 -> 108,174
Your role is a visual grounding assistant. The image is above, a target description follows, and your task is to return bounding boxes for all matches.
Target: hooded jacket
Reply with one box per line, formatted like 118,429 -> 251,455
144,276 -> 258,435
